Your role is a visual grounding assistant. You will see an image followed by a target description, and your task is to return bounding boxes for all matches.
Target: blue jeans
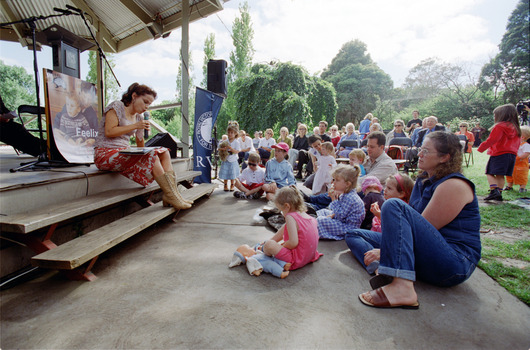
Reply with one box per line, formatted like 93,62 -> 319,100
308,192 -> 332,210
345,229 -> 381,273
378,198 -> 477,287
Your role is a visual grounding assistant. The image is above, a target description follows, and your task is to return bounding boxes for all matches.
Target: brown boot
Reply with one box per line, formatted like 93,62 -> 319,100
165,171 -> 193,204
155,174 -> 191,210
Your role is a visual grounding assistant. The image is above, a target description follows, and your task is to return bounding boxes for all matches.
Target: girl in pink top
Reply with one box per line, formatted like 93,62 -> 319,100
263,186 -> 323,270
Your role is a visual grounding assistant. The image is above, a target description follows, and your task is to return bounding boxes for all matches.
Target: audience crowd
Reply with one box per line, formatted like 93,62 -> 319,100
220,104 -> 528,308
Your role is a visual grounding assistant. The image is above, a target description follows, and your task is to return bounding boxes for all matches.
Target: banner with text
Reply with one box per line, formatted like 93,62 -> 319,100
193,87 -> 224,183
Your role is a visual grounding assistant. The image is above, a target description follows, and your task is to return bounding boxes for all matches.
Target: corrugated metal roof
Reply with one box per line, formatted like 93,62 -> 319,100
0,0 -> 225,53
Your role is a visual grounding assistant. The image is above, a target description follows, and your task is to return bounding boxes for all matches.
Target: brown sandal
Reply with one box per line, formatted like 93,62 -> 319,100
359,288 -> 419,309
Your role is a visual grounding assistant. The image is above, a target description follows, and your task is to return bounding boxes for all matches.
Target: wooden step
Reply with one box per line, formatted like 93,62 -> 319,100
31,202 -> 175,270
0,170 -> 202,234
30,182 -> 217,271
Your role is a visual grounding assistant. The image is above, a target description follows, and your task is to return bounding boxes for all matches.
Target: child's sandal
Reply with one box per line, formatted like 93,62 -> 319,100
230,183 -> 235,191
503,186 -> 513,191
224,184 -> 229,191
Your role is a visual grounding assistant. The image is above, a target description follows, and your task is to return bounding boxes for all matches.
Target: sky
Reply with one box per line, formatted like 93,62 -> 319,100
0,0 -> 520,104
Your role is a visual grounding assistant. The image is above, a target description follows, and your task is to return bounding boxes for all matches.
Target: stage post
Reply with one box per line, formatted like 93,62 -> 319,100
181,0 -> 190,157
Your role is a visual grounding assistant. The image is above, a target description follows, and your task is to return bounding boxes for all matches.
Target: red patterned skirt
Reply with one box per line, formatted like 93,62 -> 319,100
94,147 -> 168,187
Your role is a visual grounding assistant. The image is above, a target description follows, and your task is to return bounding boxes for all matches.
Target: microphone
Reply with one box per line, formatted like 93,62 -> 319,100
144,111 -> 150,139
53,7 -> 73,15
65,4 -> 83,13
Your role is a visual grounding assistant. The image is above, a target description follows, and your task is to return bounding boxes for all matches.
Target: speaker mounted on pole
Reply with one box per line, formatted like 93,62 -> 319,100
207,59 -> 227,98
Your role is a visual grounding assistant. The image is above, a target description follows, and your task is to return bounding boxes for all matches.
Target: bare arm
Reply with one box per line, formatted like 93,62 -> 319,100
282,214 -> 299,249
270,225 -> 285,242
422,178 -> 474,230
104,109 -> 148,139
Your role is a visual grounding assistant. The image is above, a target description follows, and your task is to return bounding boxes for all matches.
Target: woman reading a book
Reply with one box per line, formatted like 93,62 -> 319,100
94,83 -> 191,210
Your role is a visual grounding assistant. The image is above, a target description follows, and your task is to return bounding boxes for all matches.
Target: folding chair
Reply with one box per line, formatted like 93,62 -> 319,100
360,138 -> 368,148
339,139 -> 360,148
387,138 -> 412,170
457,134 -> 474,167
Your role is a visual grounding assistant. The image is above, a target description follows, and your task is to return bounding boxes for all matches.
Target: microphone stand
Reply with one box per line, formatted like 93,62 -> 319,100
1,12 -> 87,172
71,6 -> 120,88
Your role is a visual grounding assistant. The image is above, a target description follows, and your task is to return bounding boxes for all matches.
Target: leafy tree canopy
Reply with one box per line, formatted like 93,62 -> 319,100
231,61 -> 337,134
321,40 -> 393,127
86,51 -> 119,104
479,0 -> 530,102
0,60 -> 36,110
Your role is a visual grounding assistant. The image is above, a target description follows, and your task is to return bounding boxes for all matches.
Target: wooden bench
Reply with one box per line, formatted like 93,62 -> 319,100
0,170 -> 217,280
30,183 -> 217,281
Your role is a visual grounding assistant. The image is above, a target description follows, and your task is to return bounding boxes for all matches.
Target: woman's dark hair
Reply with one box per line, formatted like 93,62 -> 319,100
418,131 -> 463,181
121,83 -> 157,106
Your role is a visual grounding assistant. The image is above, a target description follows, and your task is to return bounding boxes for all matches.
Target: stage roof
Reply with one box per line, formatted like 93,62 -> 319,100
0,0 -> 226,53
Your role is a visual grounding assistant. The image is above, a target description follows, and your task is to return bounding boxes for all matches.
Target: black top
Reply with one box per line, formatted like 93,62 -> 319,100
319,133 -> 331,143
407,118 -> 422,128
361,192 -> 385,230
293,135 -> 309,151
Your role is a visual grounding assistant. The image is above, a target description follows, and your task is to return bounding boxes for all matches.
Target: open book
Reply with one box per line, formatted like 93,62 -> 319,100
119,147 -> 159,155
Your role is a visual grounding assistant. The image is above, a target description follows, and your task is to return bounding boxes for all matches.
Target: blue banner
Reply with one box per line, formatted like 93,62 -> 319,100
193,87 -> 224,183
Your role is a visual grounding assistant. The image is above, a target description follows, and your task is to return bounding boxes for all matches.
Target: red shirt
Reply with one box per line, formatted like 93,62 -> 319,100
477,122 -> 519,156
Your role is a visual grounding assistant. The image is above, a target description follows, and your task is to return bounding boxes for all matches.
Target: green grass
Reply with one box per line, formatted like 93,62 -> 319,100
462,149 -> 529,305
479,204 -> 530,229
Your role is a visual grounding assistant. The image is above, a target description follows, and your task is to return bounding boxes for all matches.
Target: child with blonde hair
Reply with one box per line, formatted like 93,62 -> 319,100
312,141 -> 337,195
345,173 -> 414,274
348,149 -> 366,176
233,152 -> 265,199
504,125 -> 530,193
218,122 -> 241,191
262,186 -> 323,271
316,165 -> 365,240
478,104 -> 521,201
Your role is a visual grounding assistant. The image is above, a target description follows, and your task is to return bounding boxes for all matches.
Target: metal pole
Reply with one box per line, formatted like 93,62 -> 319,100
181,0 -> 190,157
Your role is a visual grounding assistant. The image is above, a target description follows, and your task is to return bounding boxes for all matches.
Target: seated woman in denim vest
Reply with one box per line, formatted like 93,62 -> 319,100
358,131 -> 481,309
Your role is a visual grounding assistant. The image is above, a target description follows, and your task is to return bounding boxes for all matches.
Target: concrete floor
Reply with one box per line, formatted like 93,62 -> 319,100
1,185 -> 529,349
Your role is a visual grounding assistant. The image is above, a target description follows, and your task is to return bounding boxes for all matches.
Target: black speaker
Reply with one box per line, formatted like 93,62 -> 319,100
146,133 -> 179,158
207,59 -> 227,97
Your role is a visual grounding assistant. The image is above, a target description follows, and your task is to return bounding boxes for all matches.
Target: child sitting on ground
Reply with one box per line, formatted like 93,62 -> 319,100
316,165 -> 365,240
262,186 -> 323,271
233,152 -> 265,199
345,173 -> 414,274
359,176 -> 385,230
504,125 -> 530,193
262,142 -> 296,201
348,149 -> 366,176
312,141 -> 337,195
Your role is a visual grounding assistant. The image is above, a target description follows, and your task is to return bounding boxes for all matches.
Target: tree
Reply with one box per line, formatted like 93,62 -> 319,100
86,51 -> 119,104
0,60 -> 36,110
176,44 -> 194,101
321,40 -> 393,127
403,58 -> 462,99
201,33 -> 216,88
232,61 -> 337,134
217,1 -> 255,130
479,0 -> 530,102
227,1 -> 254,83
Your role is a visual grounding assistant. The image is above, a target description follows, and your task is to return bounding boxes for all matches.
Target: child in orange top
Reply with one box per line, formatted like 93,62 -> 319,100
505,126 -> 530,193
478,104 -> 521,201
262,186 -> 323,270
